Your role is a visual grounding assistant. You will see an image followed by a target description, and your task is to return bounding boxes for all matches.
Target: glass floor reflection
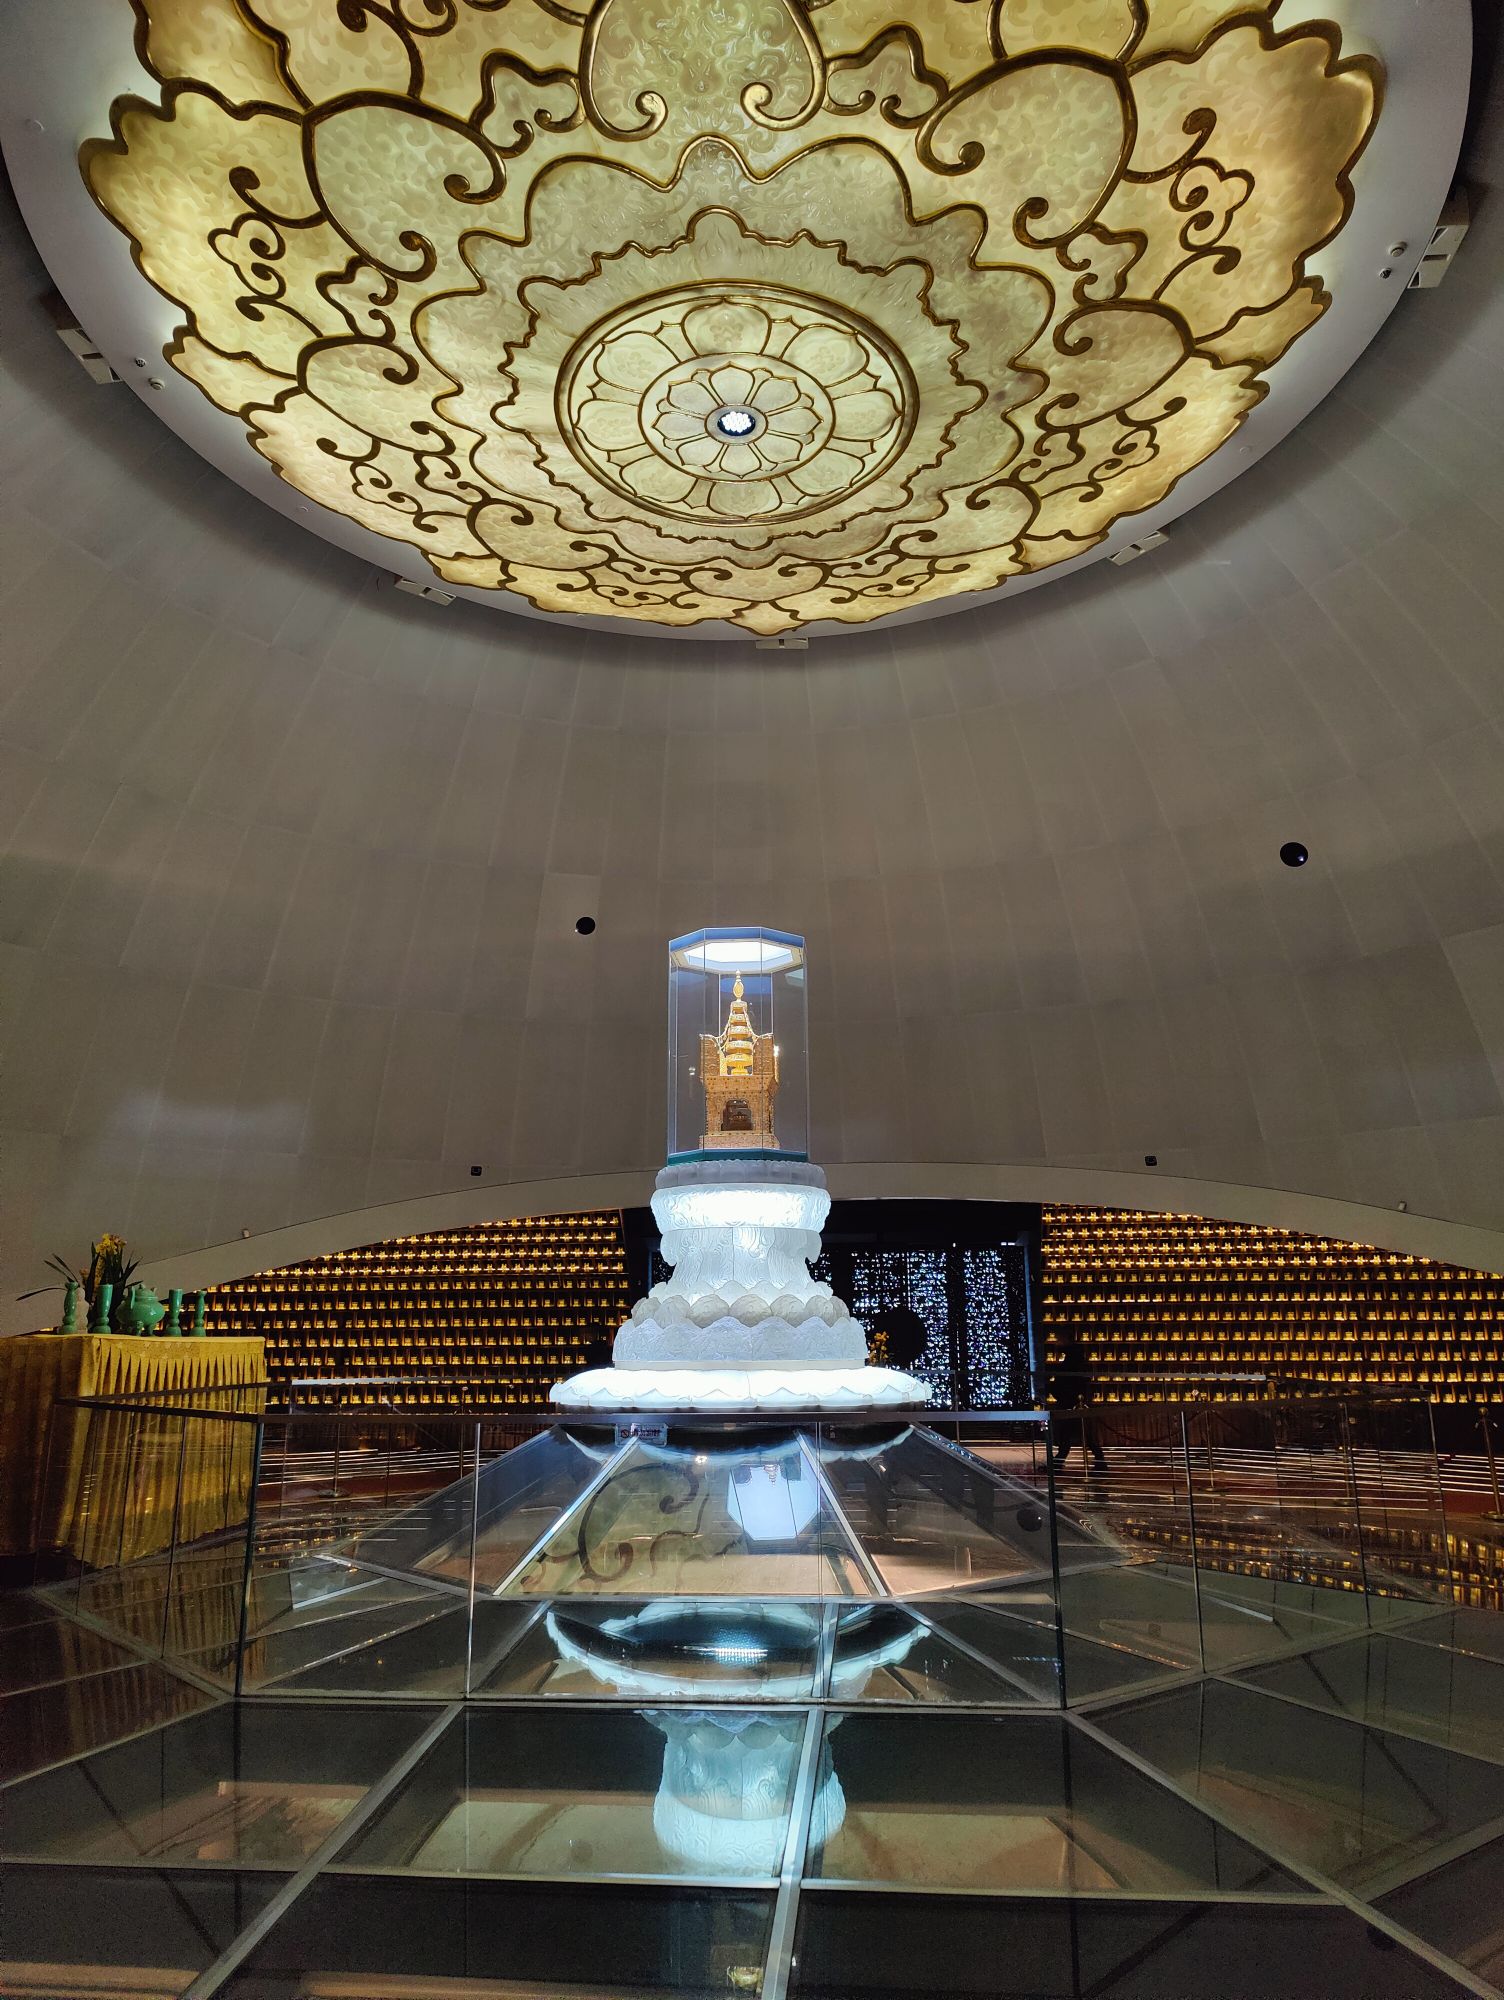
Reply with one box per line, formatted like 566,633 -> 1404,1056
6,1420 -> 1500,1995
4,1681 -> 1502,1996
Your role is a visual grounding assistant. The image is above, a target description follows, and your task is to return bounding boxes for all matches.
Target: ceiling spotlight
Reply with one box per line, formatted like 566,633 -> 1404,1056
1280,842 -> 1309,868
575,916 -> 597,935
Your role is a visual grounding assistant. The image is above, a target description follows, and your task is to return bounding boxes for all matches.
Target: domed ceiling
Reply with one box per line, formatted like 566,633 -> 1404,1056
23,0 -> 1431,634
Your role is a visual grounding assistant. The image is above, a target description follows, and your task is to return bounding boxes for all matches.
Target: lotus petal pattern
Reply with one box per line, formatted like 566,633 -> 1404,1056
85,1 -> 1381,632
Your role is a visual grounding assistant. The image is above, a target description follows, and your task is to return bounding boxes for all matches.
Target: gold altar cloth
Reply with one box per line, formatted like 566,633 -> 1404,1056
0,1333 -> 265,1562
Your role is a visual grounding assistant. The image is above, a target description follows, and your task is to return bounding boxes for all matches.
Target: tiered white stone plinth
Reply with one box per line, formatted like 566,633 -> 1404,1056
551,1160 -> 930,1413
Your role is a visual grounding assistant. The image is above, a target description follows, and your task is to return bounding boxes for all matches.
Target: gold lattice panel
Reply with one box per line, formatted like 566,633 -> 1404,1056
207,1212 -> 630,1407
83,1 -> 1380,632
1041,1207 -> 1504,1403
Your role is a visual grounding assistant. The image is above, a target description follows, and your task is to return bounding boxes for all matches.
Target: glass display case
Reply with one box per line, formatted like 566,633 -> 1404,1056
667,928 -> 808,1164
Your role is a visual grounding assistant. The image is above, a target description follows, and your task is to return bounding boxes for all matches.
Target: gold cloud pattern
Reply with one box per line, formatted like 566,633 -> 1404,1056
85,1 -> 1381,633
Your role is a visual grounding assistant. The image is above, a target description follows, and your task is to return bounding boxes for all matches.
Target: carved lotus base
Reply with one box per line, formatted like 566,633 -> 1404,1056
550,1363 -> 930,1412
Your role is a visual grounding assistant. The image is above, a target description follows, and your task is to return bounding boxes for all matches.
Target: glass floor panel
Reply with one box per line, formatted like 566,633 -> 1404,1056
1378,1825 -> 1504,1990
0,1589 -> 63,1633
830,1603 -> 1039,1704
0,1863 -> 286,2000
217,1876 -> 774,1998
1096,1678 -> 1504,1891
47,1547 -> 460,1674
914,1597 -> 1176,1703
1235,1630 -> 1504,1762
0,1658 -> 219,1784
0,1701 -> 439,1867
0,1676 -> 1491,1998
510,1438 -> 873,1599
343,1705 -> 802,1881
807,1712 -> 1305,1896
789,1891 -> 1474,1998
0,1612 -> 141,1693
1396,1605 -> 1504,1664
262,1603 -> 474,1695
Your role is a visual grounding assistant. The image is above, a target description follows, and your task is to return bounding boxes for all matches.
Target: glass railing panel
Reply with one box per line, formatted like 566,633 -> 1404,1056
444,1424 -> 614,1591
1179,1401 -> 1378,1671
1025,1403 -> 1205,1693
226,1564 -> 466,1693
224,1411 -> 449,1690
1346,1398 -> 1456,1613
313,1414 -> 478,1574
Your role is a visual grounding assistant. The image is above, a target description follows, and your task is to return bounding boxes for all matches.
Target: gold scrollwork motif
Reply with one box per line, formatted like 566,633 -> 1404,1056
85,1 -> 1381,632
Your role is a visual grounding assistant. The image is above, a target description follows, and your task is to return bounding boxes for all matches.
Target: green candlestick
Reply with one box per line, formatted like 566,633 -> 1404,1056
189,1291 -> 207,1337
166,1288 -> 183,1336
90,1282 -> 114,1334
61,1278 -> 81,1333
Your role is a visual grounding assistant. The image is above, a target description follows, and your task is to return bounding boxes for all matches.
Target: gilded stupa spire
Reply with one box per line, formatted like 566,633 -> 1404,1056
718,975 -> 757,1076
698,972 -> 779,1149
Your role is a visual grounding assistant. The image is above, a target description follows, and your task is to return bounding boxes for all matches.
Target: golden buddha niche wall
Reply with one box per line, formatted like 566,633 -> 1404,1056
205,1203 -> 1501,1411
1041,1208 -> 1504,1404
206,1214 -> 629,1409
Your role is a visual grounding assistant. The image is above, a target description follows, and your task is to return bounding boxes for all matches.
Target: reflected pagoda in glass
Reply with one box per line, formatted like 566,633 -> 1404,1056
554,928 -> 927,1413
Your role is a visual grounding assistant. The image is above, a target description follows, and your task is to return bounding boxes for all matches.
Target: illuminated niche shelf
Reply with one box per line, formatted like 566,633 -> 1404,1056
1040,1207 -> 1503,1404
207,1213 -> 630,1410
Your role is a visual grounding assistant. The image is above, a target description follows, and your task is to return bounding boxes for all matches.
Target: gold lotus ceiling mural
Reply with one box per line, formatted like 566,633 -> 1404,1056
84,0 -> 1381,633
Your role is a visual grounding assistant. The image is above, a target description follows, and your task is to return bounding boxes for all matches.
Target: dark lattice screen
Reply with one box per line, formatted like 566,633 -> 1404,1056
639,1200 -> 1039,1410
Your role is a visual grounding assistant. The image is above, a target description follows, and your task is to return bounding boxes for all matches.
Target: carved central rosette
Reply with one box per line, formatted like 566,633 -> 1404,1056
557,284 -> 912,522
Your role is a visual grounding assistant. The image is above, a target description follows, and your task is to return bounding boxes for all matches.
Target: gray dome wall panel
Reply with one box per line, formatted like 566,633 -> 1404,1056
3,77 -> 1504,1317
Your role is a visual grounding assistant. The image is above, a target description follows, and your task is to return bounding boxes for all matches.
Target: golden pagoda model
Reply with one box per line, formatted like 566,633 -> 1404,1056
699,977 -> 779,1150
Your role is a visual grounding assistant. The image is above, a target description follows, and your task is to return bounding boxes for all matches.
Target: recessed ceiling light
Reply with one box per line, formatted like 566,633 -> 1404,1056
575,916 -> 597,935
673,935 -> 801,974
1280,842 -> 1309,868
